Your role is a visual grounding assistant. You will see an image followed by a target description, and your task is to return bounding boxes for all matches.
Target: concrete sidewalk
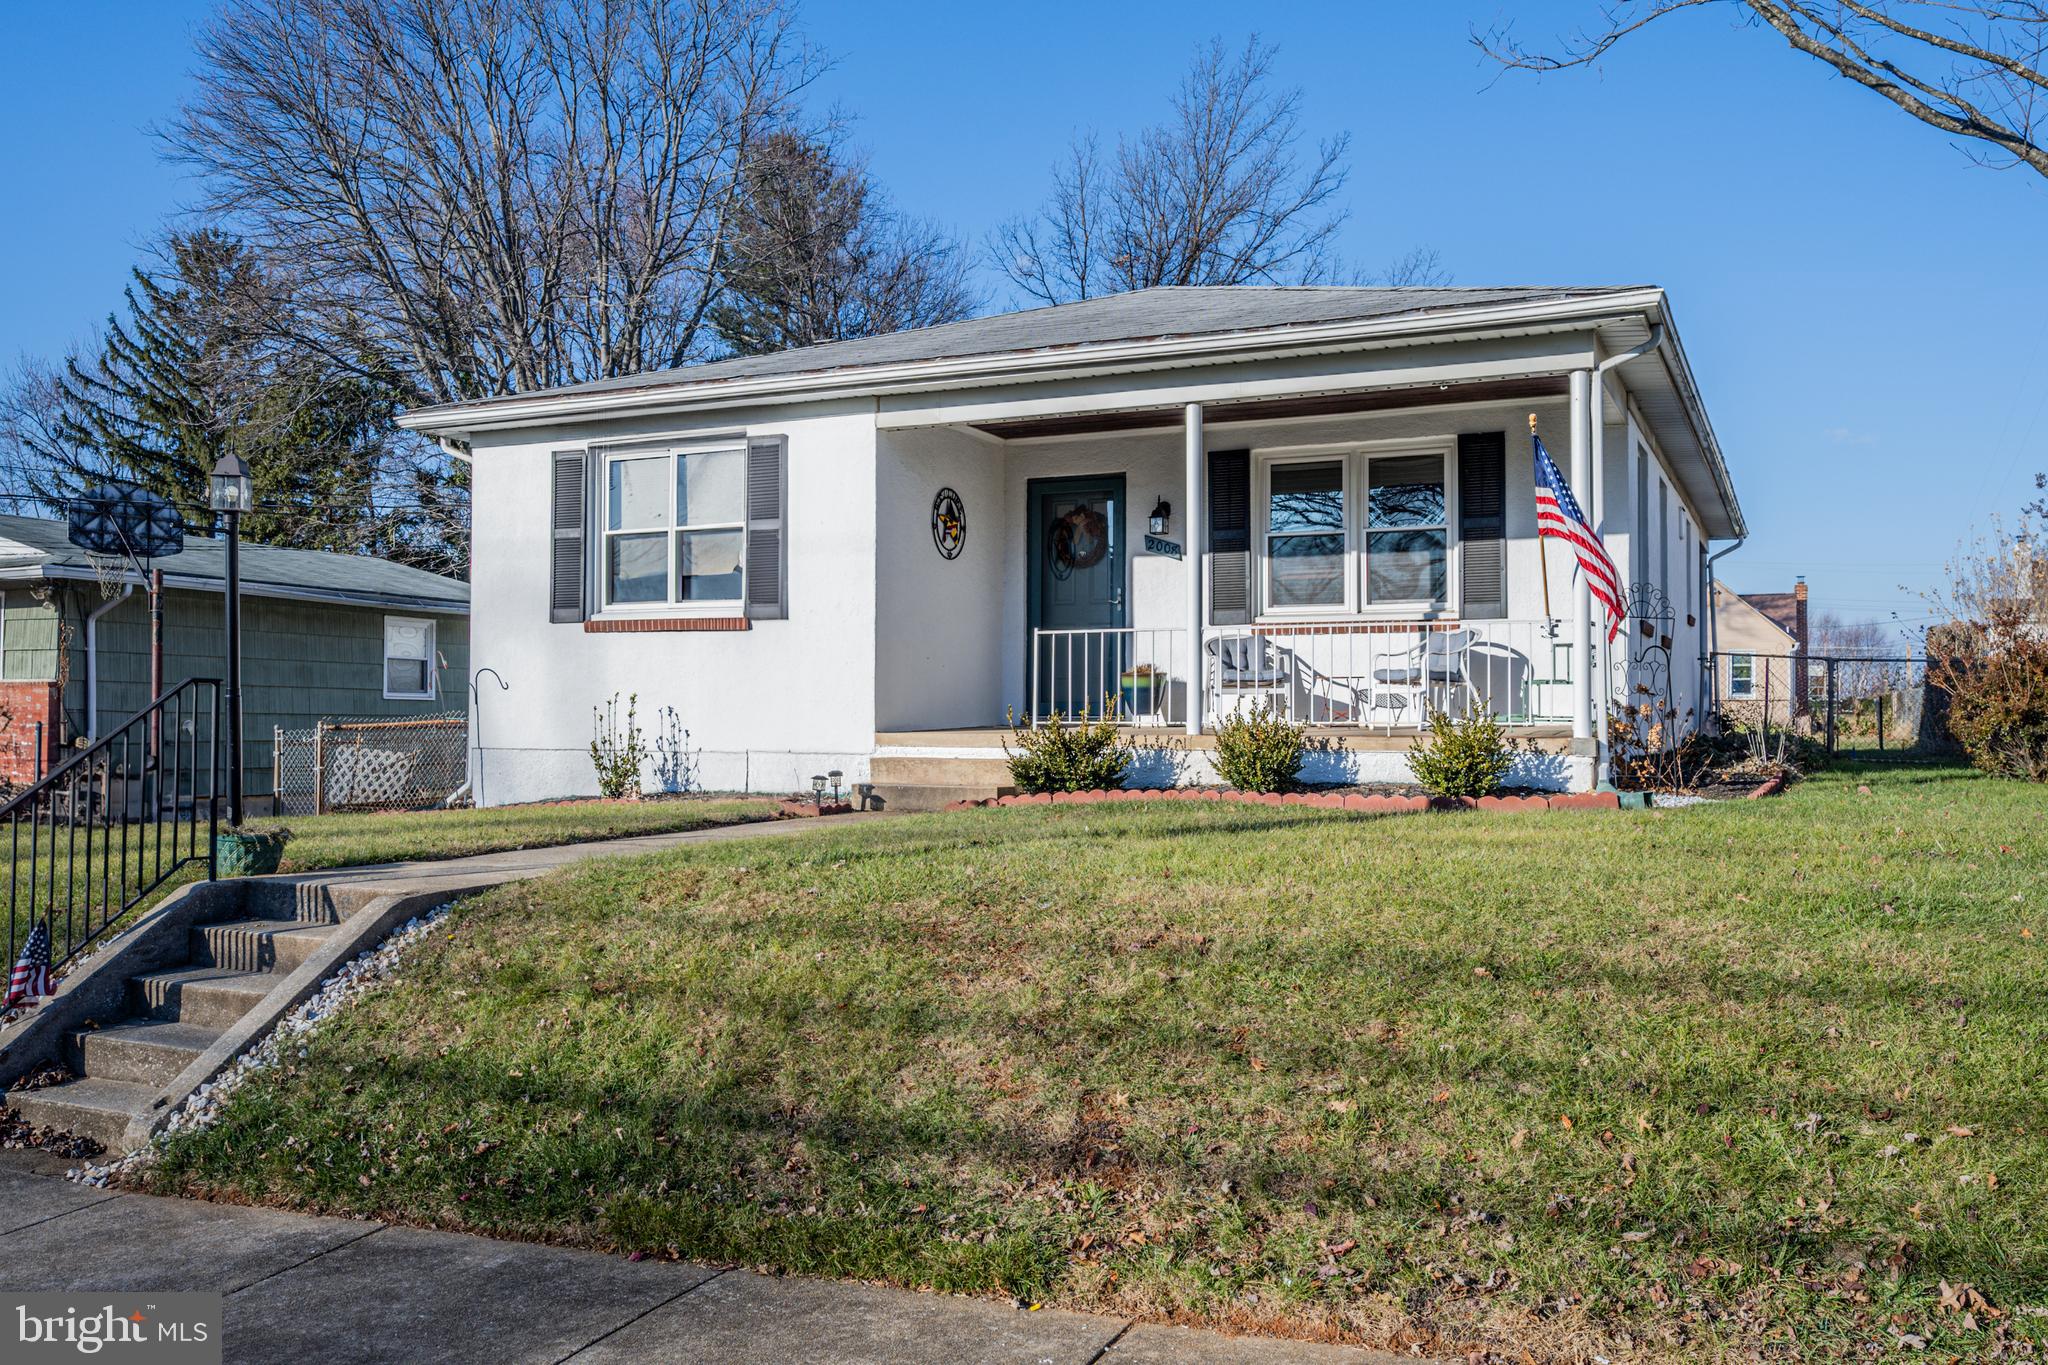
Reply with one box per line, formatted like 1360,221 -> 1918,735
0,1166 -> 1403,1364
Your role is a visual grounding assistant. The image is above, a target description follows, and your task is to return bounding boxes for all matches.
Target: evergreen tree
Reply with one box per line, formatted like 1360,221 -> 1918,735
710,132 -> 975,356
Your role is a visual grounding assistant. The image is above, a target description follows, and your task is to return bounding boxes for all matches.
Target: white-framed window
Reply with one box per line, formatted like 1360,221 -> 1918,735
1264,457 -> 1347,610
1728,652 -> 1755,698
1257,444 -> 1453,617
383,616 -> 437,700
1364,453 -> 1447,606
601,444 -> 746,611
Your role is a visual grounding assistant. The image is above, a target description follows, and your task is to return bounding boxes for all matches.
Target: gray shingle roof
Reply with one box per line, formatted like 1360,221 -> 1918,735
406,284 -> 1646,421
0,514 -> 467,612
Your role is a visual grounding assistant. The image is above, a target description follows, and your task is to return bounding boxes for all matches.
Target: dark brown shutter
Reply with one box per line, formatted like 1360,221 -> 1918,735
1207,448 -> 1251,625
1456,432 -> 1506,620
745,435 -> 788,620
549,450 -> 586,623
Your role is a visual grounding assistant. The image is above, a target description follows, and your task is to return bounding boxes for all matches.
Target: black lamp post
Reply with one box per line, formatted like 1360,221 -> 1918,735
209,453 -> 253,827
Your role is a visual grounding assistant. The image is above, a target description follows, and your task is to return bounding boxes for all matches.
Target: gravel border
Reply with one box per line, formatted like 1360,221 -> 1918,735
69,903 -> 454,1188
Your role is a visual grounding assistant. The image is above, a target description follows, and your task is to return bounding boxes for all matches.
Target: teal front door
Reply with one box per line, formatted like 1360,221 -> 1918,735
1028,475 -> 1126,718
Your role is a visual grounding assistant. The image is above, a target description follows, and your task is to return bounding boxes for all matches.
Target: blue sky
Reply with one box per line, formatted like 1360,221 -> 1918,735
6,1 -> 2045,631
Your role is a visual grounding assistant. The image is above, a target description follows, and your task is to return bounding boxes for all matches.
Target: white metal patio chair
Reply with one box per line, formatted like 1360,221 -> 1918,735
1206,634 -> 1292,717
1368,629 -> 1473,733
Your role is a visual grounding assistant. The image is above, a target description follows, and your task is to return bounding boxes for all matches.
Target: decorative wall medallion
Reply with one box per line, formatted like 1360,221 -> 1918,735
1046,504 -> 1109,580
931,487 -> 966,560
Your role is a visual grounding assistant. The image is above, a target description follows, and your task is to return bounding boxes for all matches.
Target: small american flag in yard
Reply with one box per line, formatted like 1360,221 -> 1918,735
1533,433 -> 1624,642
4,920 -> 51,1010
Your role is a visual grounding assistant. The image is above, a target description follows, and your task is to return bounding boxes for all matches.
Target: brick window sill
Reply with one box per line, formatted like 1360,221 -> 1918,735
583,616 -> 749,633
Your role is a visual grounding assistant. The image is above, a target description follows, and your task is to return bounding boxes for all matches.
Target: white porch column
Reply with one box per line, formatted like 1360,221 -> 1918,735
1184,402 -> 1205,736
1589,373 -> 1611,782
1569,369 -> 1594,744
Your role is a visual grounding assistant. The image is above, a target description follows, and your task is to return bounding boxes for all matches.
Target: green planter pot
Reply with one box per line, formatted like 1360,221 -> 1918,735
216,831 -> 290,878
1120,673 -> 1160,716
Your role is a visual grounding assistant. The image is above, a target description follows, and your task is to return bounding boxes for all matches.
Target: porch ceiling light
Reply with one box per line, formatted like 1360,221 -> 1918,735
1149,499 -> 1171,535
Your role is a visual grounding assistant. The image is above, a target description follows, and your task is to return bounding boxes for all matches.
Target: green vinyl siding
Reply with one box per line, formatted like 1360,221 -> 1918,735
86,588 -> 469,799
1,590 -> 62,682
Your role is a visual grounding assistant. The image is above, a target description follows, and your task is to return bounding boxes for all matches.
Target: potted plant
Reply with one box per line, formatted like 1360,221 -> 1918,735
216,825 -> 294,877
1119,664 -> 1162,718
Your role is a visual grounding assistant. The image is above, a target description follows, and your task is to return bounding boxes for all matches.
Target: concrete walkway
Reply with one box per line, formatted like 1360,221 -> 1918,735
285,809 -> 877,899
0,1166 -> 1404,1363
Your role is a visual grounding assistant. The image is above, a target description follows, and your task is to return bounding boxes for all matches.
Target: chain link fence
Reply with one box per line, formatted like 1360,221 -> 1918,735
273,712 -> 468,815
1707,652 -> 1957,762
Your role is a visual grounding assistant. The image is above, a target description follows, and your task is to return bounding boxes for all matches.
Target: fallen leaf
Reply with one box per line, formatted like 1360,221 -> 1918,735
1559,1115 -> 1574,1130
1431,1088 -> 1452,1104
1327,1238 -> 1358,1257
1326,1098 -> 1355,1114
1947,1125 -> 1976,1138
1510,1128 -> 1528,1151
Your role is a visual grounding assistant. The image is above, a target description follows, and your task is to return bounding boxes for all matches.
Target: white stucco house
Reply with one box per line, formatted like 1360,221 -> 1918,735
400,286 -> 1744,806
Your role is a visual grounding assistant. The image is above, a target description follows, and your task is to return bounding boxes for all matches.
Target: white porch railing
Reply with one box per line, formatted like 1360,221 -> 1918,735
1030,627 -> 1191,727
1207,620 -> 1574,731
1028,620 -> 1576,731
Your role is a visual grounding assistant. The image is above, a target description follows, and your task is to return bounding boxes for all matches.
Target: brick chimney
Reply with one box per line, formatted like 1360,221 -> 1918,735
1794,577 -> 1809,656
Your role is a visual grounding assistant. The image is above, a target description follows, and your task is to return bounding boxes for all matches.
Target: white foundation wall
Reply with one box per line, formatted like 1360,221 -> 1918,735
466,400 -> 880,804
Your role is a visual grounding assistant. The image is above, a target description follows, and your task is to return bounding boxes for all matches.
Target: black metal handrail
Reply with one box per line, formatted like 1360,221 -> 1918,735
3,677 -> 222,975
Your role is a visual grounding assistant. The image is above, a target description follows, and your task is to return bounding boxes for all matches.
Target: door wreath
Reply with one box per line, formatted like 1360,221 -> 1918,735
1046,504 -> 1109,580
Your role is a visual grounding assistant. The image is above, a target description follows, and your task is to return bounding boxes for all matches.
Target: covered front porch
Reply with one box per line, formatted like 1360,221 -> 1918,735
870,308 -> 1720,794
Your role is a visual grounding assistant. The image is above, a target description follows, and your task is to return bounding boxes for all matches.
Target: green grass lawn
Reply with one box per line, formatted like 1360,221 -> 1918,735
274,796 -> 779,873
6,797 -> 777,964
138,768 -> 2048,1360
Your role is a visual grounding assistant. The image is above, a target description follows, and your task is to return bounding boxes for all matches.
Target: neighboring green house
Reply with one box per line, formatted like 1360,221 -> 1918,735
0,514 -> 468,802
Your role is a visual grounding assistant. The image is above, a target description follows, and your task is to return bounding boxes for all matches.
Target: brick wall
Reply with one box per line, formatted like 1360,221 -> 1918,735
0,681 -> 61,786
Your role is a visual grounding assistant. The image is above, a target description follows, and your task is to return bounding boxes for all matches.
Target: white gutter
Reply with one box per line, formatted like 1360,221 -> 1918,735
85,584 -> 135,740
397,290 -> 1673,434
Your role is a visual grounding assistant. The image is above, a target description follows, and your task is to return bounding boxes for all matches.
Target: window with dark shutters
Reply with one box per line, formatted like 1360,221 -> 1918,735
550,450 -> 587,623
744,435 -> 788,620
1207,448 -> 1251,626
1456,432 -> 1506,620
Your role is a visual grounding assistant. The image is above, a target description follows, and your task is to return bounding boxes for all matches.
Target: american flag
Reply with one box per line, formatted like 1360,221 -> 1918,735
1532,433 -> 1624,642
4,920 -> 51,1010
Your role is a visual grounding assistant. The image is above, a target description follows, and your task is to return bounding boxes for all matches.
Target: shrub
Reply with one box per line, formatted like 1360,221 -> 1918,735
590,692 -> 650,799
1004,705 -> 1134,793
1213,701 -> 1309,793
1926,530 -> 2048,781
1407,705 -> 1518,798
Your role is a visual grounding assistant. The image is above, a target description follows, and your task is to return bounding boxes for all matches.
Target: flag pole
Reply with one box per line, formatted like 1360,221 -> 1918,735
1531,413 -> 1553,621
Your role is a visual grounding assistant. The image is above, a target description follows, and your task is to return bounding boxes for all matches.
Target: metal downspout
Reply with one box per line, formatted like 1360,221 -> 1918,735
1704,536 -> 1747,716
85,584 -> 136,740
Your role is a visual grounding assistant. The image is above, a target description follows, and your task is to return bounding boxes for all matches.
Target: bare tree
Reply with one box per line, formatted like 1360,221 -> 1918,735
1362,245 -> 1453,288
709,131 -> 977,356
992,36 -> 1352,304
167,0 -> 816,404
1476,2 -> 2048,181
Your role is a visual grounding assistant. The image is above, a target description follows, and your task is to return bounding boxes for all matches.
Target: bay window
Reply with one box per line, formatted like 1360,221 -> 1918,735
1259,446 -> 1454,616
602,445 -> 745,609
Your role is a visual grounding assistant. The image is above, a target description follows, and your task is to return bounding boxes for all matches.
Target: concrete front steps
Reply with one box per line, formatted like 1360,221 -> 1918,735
867,752 -> 1016,812
1,880 -> 411,1156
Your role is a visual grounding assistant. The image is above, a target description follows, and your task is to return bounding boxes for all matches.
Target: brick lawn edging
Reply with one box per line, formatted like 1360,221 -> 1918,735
946,789 -> 1623,813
